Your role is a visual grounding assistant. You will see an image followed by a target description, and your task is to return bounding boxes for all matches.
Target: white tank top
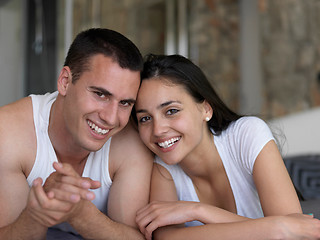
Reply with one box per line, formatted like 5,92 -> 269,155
27,92 -> 113,234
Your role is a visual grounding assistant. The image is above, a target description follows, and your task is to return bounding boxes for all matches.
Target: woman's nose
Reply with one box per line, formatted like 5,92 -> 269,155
152,117 -> 168,136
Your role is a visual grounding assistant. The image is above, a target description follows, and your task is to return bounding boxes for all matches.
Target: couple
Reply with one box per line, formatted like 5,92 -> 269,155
0,28 -> 319,240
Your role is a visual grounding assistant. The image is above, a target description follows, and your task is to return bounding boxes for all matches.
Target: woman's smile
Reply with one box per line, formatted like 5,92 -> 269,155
157,136 -> 181,149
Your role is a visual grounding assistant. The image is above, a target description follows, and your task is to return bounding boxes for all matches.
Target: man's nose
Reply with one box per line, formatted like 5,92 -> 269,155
99,101 -> 119,126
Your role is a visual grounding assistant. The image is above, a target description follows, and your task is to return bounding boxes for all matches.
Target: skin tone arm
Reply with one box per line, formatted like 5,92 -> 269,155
0,98 -> 100,239
0,98 -> 49,240
107,122 -> 154,230
0,176 -> 49,240
136,163 -> 320,240
150,214 -> 320,240
137,164 -> 244,239
43,122 -> 154,239
0,158 -> 99,239
136,141 -> 302,232
41,163 -> 148,240
253,140 -> 302,215
0,98 -> 153,240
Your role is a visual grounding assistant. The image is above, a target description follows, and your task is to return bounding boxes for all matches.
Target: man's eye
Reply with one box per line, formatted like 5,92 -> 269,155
120,101 -> 131,107
95,92 -> 105,98
167,109 -> 179,115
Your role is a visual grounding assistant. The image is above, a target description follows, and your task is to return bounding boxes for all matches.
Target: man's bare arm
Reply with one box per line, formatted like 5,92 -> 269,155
69,201 -> 146,240
107,122 -> 153,228
0,98 -> 48,240
45,163 -> 147,240
72,122 -> 153,239
42,124 -> 153,240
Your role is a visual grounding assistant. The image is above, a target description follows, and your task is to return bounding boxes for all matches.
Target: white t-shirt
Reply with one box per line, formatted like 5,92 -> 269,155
27,92 -> 113,234
155,116 -> 275,227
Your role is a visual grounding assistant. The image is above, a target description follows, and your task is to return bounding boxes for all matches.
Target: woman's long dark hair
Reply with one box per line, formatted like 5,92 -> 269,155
134,54 -> 241,135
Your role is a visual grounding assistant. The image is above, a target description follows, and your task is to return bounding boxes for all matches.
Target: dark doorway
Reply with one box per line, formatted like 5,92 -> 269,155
25,0 -> 57,95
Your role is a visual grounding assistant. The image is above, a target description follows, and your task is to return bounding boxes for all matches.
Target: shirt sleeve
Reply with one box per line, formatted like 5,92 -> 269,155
233,117 -> 275,174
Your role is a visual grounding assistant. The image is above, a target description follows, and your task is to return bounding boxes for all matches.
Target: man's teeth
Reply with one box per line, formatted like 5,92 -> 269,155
158,137 -> 180,148
87,121 -> 109,135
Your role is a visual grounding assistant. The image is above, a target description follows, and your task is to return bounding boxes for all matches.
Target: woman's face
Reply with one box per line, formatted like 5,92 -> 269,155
135,77 -> 211,165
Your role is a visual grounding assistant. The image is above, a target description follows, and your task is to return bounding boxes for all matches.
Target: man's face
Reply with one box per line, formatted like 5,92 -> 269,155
62,54 -> 140,152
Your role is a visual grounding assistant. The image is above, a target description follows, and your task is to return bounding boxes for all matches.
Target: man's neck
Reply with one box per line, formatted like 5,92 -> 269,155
48,97 -> 90,175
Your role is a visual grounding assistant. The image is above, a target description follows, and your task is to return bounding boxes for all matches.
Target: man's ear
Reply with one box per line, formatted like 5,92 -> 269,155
57,66 -> 72,96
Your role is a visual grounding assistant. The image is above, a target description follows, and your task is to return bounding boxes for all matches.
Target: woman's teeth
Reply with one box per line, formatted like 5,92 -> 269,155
158,137 -> 180,148
87,121 -> 109,135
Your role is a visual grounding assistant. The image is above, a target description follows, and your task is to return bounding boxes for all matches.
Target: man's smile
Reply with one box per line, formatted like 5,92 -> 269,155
87,120 -> 110,135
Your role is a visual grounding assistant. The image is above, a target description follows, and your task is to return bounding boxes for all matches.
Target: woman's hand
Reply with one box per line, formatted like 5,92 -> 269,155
136,201 -> 198,240
277,213 -> 320,239
136,200 -> 249,240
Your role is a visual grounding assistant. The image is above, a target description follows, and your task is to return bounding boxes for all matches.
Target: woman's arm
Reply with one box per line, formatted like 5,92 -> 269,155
137,162 -> 320,240
253,140 -> 302,216
153,214 -> 320,240
136,164 -> 248,239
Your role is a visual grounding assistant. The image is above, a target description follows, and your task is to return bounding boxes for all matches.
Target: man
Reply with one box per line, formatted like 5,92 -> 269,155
0,28 -> 153,239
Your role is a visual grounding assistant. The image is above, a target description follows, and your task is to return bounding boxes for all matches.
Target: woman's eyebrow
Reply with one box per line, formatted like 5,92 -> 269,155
159,100 -> 180,108
136,109 -> 147,114
136,100 -> 181,114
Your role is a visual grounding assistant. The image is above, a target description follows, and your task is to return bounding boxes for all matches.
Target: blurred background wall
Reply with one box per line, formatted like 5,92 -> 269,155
1,0 -> 320,148
1,0 -> 319,199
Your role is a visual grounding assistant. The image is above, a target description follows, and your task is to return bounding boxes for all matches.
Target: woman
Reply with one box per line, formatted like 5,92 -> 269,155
134,54 -> 320,240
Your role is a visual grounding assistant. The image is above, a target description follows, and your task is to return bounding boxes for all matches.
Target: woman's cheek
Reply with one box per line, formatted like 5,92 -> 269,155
138,127 -> 149,145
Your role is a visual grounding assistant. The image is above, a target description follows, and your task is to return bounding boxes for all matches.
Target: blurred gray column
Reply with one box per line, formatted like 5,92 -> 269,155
239,0 -> 262,115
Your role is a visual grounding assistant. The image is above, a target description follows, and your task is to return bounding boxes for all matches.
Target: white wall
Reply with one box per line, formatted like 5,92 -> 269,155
0,0 -> 25,106
269,107 -> 320,157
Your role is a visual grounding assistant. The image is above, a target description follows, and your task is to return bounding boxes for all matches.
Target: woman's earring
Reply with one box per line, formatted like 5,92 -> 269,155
205,117 -> 210,122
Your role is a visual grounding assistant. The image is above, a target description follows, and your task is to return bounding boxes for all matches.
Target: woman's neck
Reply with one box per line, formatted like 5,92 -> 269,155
179,128 -> 222,179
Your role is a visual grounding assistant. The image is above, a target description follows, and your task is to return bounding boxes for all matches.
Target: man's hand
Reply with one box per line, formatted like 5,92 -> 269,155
44,162 -> 101,203
26,177 -> 76,227
26,162 -> 101,227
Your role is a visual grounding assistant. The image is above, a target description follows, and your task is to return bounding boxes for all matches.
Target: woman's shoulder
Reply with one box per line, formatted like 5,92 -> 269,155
229,116 -> 270,133
221,116 -> 273,146
234,116 -> 267,126
155,156 -> 186,177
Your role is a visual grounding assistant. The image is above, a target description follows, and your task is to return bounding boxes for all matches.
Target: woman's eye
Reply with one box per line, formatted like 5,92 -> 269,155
139,116 -> 151,123
167,109 -> 179,115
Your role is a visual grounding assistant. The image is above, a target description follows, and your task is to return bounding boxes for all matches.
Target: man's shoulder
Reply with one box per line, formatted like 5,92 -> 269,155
0,96 -> 33,118
112,119 -> 141,145
0,96 -> 34,133
109,119 -> 153,180
0,97 -> 36,172
110,120 -> 153,163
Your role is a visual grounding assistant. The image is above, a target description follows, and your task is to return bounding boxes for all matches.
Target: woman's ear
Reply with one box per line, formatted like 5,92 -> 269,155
203,100 -> 213,121
57,66 -> 72,96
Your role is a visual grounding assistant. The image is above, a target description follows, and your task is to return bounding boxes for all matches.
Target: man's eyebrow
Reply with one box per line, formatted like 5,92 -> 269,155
136,101 -> 180,114
89,86 -> 136,104
89,86 -> 112,96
